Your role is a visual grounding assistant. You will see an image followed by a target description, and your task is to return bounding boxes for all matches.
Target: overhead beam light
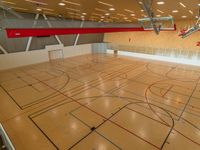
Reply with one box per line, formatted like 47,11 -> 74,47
92,13 -> 102,16
2,1 -> 16,5
62,0 -> 81,6
172,10 -> 178,13
11,6 -> 28,11
157,1 -> 165,5
157,9 -> 164,13
109,8 -> 115,11
37,7 -> 54,11
189,10 -> 193,14
179,2 -> 186,8
36,8 -> 42,11
59,2 -> 66,6
124,9 -> 134,13
98,1 -> 113,7
25,0 -> 48,5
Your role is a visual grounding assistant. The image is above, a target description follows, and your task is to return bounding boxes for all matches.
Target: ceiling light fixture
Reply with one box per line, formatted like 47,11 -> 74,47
157,9 -> 164,13
1,1 -> 16,5
109,8 -> 115,11
124,9 -> 134,13
189,10 -> 193,14
157,1 -> 165,5
25,0 -> 47,5
98,1 -> 113,7
172,10 -> 178,13
62,0 -> 81,6
59,2 -> 65,6
179,2 -> 186,8
36,8 -> 42,11
182,15 -> 187,18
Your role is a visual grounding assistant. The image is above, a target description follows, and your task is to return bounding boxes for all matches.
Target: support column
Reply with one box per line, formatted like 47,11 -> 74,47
74,20 -> 84,46
25,13 -> 39,52
0,45 -> 8,54
43,14 -> 62,45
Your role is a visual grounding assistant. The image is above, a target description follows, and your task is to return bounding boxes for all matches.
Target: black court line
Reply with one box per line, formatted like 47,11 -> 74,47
178,77 -> 200,120
69,112 -> 122,150
28,116 -> 59,150
29,95 -> 174,150
0,84 -> 22,109
0,68 -> 70,110
14,73 -> 69,109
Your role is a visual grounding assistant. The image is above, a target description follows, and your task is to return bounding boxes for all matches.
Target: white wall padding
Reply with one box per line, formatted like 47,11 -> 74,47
0,44 -> 92,70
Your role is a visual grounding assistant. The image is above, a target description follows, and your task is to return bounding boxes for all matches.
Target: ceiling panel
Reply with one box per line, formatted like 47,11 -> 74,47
1,0 -> 200,22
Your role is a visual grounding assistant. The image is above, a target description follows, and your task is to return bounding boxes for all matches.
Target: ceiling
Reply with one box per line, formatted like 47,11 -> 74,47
1,0 -> 200,22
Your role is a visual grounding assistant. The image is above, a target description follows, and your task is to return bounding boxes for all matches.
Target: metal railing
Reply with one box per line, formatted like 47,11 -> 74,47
107,43 -> 200,60
0,124 -> 15,150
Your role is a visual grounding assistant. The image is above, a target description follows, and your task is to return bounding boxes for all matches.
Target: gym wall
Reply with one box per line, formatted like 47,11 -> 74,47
0,11 -> 104,54
104,20 -> 199,51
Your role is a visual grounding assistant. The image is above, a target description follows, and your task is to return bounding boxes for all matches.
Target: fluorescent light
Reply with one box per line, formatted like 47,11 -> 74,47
124,9 -> 134,13
98,1 -> 113,7
109,8 -> 115,11
130,14 -> 135,16
62,0 -> 81,6
157,9 -> 164,13
189,10 -> 193,14
36,8 -> 42,11
182,16 -> 187,18
25,0 -> 47,5
82,13 -> 87,15
105,13 -> 110,16
11,6 -> 28,11
172,10 -> 178,13
59,3 -> 65,6
179,2 -> 186,8
2,1 -> 16,5
157,1 -> 165,5
38,7 -> 54,11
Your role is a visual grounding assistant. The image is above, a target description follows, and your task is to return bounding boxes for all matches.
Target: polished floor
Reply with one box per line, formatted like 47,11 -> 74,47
0,54 -> 200,150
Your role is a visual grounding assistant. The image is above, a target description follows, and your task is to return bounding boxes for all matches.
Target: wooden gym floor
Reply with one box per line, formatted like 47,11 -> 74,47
0,53 -> 200,150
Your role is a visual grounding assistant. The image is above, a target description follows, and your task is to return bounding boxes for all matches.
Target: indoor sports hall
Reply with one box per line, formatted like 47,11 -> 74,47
0,0 -> 200,150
